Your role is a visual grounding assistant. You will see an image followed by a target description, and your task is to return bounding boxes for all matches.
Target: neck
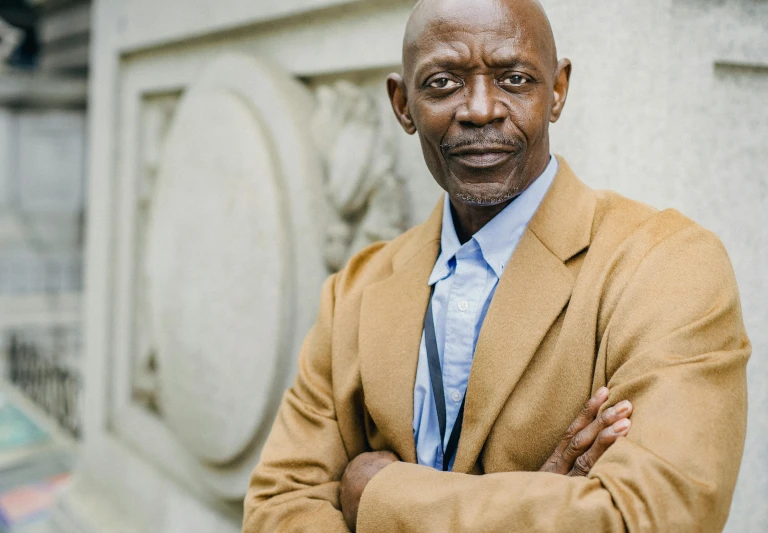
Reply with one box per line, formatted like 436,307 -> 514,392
449,199 -> 512,244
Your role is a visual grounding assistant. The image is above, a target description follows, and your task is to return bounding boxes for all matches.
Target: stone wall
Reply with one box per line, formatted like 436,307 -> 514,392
68,0 -> 767,531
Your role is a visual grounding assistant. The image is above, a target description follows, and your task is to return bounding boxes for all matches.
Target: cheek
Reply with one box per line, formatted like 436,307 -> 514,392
417,132 -> 448,181
506,96 -> 549,146
524,91 -> 552,130
412,99 -> 455,142
413,101 -> 455,171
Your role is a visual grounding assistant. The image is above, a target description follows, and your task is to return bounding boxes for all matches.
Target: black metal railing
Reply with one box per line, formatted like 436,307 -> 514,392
6,332 -> 81,438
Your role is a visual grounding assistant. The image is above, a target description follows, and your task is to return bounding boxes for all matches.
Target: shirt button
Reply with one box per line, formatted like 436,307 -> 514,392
458,300 -> 469,312
451,390 -> 462,402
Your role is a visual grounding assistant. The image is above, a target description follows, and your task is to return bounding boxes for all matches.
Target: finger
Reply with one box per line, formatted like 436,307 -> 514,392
569,418 -> 631,477
541,387 -> 609,472
556,399 -> 633,472
557,387 -> 609,451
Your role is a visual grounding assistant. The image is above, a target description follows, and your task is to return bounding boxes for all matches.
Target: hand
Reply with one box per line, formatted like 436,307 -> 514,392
539,387 -> 633,477
340,450 -> 399,532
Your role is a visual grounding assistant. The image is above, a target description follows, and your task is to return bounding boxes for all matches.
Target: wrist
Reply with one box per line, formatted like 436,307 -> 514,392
341,451 -> 399,531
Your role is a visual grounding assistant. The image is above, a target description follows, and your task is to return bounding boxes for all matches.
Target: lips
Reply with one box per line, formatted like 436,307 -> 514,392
447,145 -> 516,169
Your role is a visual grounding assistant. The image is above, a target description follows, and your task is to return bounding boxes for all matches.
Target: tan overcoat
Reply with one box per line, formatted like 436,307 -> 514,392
243,157 -> 750,533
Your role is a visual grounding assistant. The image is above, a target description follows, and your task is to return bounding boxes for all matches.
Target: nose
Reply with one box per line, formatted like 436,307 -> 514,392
455,76 -> 506,127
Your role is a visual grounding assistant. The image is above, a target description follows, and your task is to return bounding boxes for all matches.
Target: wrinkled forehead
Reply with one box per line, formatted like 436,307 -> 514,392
403,0 -> 556,81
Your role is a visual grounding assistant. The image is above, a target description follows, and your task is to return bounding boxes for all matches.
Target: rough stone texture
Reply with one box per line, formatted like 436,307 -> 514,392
71,0 -> 767,531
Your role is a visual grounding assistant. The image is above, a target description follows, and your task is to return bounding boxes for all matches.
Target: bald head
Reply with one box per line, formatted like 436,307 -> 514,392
403,0 -> 558,84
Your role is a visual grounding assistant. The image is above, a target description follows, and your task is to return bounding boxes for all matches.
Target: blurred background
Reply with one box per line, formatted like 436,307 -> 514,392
0,0 -> 765,532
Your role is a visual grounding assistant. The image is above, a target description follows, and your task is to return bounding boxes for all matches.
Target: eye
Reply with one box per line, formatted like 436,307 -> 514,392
427,77 -> 461,90
502,74 -> 529,86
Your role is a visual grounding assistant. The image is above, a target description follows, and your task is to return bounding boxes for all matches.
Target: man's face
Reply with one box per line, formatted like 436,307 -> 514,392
389,0 -> 570,206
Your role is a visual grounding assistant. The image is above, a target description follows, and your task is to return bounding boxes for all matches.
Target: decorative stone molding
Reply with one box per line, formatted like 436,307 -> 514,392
131,92 -> 179,415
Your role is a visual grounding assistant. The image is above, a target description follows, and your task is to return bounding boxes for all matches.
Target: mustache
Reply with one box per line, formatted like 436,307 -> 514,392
440,130 -> 524,153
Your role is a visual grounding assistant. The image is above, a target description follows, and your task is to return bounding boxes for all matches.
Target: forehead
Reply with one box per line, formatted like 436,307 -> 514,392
412,0 -> 516,35
404,0 -> 553,78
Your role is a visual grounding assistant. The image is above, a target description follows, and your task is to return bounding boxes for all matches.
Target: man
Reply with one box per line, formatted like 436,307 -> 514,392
243,0 -> 750,531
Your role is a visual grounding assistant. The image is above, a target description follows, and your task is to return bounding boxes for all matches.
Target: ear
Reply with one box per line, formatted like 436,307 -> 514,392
550,58 -> 572,124
387,73 -> 417,135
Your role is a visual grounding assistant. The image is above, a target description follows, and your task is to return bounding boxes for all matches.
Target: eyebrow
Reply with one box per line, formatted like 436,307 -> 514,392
412,52 -> 545,84
487,47 -> 544,74
412,58 -> 462,83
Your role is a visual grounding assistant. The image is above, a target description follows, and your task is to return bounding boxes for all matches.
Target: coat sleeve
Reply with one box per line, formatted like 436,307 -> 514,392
357,223 -> 750,533
243,273 -> 352,533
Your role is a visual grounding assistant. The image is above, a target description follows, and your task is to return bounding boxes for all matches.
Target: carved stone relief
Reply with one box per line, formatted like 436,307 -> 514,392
125,53 -> 327,498
124,57 -> 409,499
312,81 -> 410,271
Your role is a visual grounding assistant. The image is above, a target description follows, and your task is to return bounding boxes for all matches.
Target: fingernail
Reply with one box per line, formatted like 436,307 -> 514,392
595,387 -> 609,400
615,400 -> 631,415
613,419 -> 631,433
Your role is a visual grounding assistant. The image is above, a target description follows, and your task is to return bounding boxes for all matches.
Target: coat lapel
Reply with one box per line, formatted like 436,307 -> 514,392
359,201 -> 442,464
452,157 -> 597,472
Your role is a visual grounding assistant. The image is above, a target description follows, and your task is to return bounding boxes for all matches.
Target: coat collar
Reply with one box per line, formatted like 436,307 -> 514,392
359,156 -> 596,468
528,156 -> 596,263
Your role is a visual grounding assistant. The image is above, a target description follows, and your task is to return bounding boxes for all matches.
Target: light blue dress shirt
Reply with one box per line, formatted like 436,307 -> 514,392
413,155 -> 559,470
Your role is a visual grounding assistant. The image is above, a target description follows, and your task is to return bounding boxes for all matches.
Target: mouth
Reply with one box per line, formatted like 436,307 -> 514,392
446,145 -> 516,169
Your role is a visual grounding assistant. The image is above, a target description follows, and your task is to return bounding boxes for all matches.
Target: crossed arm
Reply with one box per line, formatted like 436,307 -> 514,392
243,226 -> 749,533
340,388 -> 633,531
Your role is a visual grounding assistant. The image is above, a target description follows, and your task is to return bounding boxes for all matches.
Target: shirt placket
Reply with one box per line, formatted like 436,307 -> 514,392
441,243 -> 486,450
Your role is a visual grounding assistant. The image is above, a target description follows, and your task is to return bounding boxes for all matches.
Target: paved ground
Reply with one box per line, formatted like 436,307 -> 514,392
0,386 -> 74,533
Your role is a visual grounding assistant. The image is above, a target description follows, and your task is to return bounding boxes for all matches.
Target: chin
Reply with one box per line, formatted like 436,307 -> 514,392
449,179 -> 523,207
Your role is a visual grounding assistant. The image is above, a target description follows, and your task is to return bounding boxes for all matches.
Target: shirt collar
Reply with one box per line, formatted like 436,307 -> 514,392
429,155 -> 559,285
